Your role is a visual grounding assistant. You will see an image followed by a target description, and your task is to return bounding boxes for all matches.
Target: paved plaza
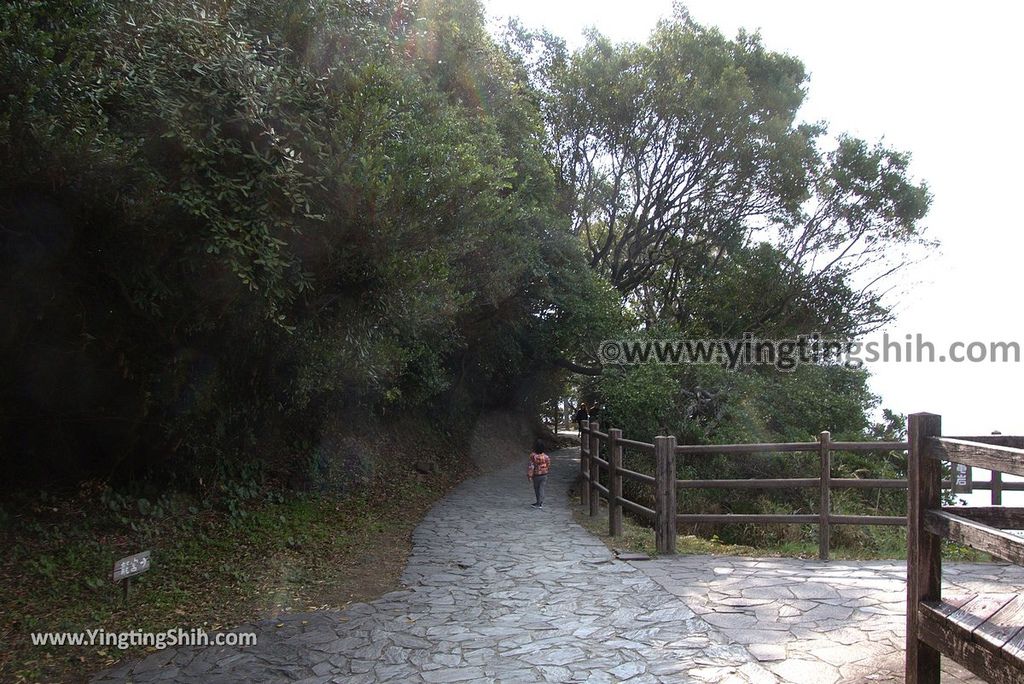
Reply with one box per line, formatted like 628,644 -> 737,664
93,449 -> 1024,682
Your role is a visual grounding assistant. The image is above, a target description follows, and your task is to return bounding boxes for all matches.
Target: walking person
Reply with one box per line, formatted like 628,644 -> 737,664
572,402 -> 589,434
528,439 -> 550,509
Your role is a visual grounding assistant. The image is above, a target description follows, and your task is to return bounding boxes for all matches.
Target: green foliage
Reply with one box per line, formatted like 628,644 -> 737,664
0,0 -> 589,486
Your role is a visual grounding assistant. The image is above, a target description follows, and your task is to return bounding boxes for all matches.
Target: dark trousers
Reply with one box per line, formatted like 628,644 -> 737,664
532,474 -> 547,505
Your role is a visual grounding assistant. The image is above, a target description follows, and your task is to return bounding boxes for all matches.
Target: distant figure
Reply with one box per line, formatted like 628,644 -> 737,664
528,439 -> 551,509
573,402 -> 589,433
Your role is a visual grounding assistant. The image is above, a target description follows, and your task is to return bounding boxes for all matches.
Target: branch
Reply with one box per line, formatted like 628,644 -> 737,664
552,357 -> 604,376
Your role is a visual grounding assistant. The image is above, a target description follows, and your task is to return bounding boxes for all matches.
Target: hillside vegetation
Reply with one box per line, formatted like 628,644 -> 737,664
1,1 -> 933,679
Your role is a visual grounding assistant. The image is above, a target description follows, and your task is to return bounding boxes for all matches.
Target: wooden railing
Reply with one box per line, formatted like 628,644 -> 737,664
579,420 -> 912,560
906,412 -> 1024,684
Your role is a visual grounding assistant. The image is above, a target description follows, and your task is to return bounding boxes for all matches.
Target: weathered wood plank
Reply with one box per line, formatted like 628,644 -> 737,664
945,594 -> 1016,636
924,510 -> 1024,566
831,478 -> 908,489
619,497 -> 655,519
830,440 -> 909,451
819,430 -> 831,560
620,468 -> 655,485
828,515 -> 906,526
927,437 -> 1024,479
919,602 -> 1024,684
676,513 -> 820,524
589,421 -> 601,518
949,435 -> 1024,450
579,421 -> 590,510
674,441 -> 817,454
975,595 -> 1024,650
619,438 -> 655,451
922,594 -> 976,620
1002,621 -> 1024,662
675,478 -> 819,489
609,428 -> 624,538
654,435 -> 677,554
907,412 -> 943,684
941,506 -> 1024,530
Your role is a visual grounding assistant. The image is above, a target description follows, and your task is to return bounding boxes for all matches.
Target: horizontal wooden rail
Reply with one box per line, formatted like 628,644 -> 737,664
832,478 -> 908,489
577,417 -> 1023,566
907,412 -> 1024,684
948,435 -> 1024,450
830,514 -> 905,526
830,440 -> 909,451
620,438 -> 655,451
620,468 -> 655,485
676,513 -> 820,525
620,497 -> 655,519
918,599 -> 1024,684
944,507 -> 1024,529
674,441 -> 817,454
676,477 -> 819,489
926,437 -> 1024,478
924,510 -> 1024,566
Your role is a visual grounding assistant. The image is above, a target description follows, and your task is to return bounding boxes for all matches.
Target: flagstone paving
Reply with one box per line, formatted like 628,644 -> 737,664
92,450 -> 774,683
93,448 -> 1024,683
634,553 -> 1024,683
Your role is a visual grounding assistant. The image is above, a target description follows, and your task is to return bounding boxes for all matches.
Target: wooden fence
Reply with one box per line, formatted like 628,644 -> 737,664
906,412 -> 1024,684
578,419 -> 1024,560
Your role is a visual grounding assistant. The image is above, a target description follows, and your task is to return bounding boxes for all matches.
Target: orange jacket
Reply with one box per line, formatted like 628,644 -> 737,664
528,452 -> 550,477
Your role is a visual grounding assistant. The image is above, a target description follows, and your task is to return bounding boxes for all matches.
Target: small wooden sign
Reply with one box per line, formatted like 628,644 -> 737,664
952,463 -> 972,494
112,550 -> 151,583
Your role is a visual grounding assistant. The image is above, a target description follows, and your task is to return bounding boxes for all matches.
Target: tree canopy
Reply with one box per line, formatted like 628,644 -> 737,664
1,0 -> 932,500
511,9 -> 931,341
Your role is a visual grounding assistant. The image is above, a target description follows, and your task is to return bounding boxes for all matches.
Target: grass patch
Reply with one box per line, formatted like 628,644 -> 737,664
0,466 -> 469,683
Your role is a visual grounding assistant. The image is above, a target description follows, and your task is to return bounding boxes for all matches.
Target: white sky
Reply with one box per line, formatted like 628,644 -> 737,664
485,0 -> 1024,436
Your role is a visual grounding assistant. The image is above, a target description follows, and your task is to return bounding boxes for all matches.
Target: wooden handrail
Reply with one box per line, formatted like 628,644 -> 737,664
943,507 -> 1024,528
674,441 -> 817,454
620,497 -> 655,519
619,438 -> 655,451
676,477 -> 820,489
677,513 -> 819,525
948,435 -> 1024,449
581,417 -> 1019,565
924,510 -> 1024,566
830,440 -> 908,451
906,412 -> 1024,684
620,468 -> 655,485
578,423 -> 931,560
926,437 -> 1024,478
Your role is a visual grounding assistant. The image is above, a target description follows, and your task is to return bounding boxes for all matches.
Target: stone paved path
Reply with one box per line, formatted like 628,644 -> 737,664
93,449 -> 775,683
633,552 -> 1024,684
93,448 -> 1024,683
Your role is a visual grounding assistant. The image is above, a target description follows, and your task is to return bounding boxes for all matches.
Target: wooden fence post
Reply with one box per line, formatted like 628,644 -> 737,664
589,421 -> 601,517
992,470 -> 1003,505
580,420 -> 590,510
819,430 -> 832,561
907,412 -> 943,684
609,428 -> 623,537
655,435 -> 677,554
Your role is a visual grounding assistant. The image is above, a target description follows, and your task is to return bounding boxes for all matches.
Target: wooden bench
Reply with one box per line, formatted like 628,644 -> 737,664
907,413 -> 1024,683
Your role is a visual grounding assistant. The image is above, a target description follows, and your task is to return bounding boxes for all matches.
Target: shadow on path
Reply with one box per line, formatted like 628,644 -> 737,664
93,449 -> 773,683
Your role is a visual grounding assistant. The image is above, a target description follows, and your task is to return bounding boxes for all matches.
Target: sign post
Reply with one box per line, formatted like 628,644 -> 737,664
111,551 -> 151,605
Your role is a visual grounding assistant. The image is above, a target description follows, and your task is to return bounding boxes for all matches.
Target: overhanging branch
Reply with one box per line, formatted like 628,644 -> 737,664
552,357 -> 604,376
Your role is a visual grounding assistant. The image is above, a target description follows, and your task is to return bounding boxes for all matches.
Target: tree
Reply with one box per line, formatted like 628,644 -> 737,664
528,9 -> 930,338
